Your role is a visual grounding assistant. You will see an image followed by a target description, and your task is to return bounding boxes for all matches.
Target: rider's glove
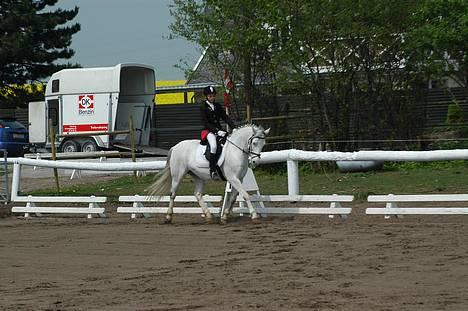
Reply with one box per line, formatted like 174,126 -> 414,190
217,130 -> 227,137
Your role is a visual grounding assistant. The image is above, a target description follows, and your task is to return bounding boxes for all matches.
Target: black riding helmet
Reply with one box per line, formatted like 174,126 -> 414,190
203,86 -> 216,96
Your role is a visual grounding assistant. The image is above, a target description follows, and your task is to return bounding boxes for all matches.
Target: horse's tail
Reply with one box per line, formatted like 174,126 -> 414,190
148,148 -> 173,198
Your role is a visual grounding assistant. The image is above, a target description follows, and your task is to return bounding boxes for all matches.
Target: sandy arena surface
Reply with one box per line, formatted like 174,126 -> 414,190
0,176 -> 467,310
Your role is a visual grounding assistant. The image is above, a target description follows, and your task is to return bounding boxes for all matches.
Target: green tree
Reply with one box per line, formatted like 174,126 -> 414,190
274,0 -> 424,149
171,0 -> 466,150
0,0 -> 80,107
407,0 -> 468,88
169,0 -> 281,122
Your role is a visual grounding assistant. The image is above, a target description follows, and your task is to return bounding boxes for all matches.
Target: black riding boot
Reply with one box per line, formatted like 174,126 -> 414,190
208,153 -> 218,179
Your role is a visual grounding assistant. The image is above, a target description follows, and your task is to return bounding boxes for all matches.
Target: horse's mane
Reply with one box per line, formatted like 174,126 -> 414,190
233,123 -> 264,131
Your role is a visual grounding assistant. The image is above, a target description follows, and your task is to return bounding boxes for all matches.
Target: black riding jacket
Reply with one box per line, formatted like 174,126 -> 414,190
200,100 -> 235,133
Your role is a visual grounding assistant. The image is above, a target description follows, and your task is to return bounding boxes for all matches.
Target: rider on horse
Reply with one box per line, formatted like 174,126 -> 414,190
200,85 -> 235,179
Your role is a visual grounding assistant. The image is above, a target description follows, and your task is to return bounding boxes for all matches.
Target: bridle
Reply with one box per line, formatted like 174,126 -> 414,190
226,133 -> 266,159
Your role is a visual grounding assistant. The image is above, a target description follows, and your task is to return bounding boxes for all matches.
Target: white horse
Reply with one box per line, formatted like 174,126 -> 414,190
148,124 -> 270,224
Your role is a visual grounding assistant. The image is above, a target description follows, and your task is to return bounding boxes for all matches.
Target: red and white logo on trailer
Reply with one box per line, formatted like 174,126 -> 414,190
63,123 -> 108,133
78,94 -> 95,115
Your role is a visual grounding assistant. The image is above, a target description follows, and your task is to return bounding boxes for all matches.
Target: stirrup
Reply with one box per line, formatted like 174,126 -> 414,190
210,170 -> 219,180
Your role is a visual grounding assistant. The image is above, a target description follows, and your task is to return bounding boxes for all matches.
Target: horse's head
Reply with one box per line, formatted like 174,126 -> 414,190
248,125 -> 270,165
227,124 -> 270,166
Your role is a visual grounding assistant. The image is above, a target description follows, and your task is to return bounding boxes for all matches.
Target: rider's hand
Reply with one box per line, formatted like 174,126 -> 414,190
217,130 -> 227,137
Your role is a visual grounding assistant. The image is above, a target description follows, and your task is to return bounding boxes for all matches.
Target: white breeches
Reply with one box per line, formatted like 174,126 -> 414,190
207,132 -> 217,154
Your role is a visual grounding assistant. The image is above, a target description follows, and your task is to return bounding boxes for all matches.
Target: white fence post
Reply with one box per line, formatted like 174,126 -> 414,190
10,163 -> 21,201
287,160 -> 299,196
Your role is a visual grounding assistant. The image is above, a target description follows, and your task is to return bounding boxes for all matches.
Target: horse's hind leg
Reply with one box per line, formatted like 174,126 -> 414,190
194,177 -> 213,223
165,169 -> 185,224
165,192 -> 176,224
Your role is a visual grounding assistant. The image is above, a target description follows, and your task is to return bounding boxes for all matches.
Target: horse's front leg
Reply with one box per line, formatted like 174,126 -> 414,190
227,178 -> 259,220
220,187 -> 239,224
194,177 -> 213,223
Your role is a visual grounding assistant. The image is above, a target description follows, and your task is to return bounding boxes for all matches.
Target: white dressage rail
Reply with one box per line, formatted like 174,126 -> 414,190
236,194 -> 354,218
117,195 -> 223,218
118,194 -> 353,218
366,194 -> 468,218
11,195 -> 107,218
6,148 -> 468,217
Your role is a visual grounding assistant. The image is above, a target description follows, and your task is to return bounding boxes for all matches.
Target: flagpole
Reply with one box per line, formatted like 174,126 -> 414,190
224,69 -> 233,132
225,91 -> 231,132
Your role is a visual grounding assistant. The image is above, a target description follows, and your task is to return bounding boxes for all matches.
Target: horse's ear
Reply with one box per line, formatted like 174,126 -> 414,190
264,128 -> 271,136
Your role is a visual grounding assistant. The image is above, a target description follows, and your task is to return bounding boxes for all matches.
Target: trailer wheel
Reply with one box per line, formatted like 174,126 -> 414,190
61,139 -> 81,153
81,139 -> 99,152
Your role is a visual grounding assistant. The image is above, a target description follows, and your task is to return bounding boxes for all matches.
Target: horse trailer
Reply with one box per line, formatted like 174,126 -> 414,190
29,63 -> 155,152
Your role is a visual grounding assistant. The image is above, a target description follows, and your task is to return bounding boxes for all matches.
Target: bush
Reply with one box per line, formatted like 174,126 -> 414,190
446,103 -> 464,124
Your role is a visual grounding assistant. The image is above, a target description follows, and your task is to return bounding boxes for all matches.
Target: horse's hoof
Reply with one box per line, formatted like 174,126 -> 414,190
251,214 -> 261,223
164,217 -> 172,224
220,217 -> 228,225
205,215 -> 214,223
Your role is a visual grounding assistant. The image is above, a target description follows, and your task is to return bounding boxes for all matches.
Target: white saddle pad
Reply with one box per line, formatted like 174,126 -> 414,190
195,144 -> 226,168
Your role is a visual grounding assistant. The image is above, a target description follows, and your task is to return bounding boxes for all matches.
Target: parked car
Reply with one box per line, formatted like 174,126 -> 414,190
0,118 -> 30,157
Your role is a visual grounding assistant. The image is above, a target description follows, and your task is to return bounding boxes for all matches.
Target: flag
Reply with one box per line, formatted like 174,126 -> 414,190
224,91 -> 231,108
224,69 -> 235,90
223,69 -> 234,108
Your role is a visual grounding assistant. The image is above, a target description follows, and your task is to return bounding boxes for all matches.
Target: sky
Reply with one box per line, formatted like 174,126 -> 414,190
54,0 -> 201,81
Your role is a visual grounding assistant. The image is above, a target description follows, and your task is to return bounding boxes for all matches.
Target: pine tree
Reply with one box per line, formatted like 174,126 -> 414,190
0,0 -> 80,107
